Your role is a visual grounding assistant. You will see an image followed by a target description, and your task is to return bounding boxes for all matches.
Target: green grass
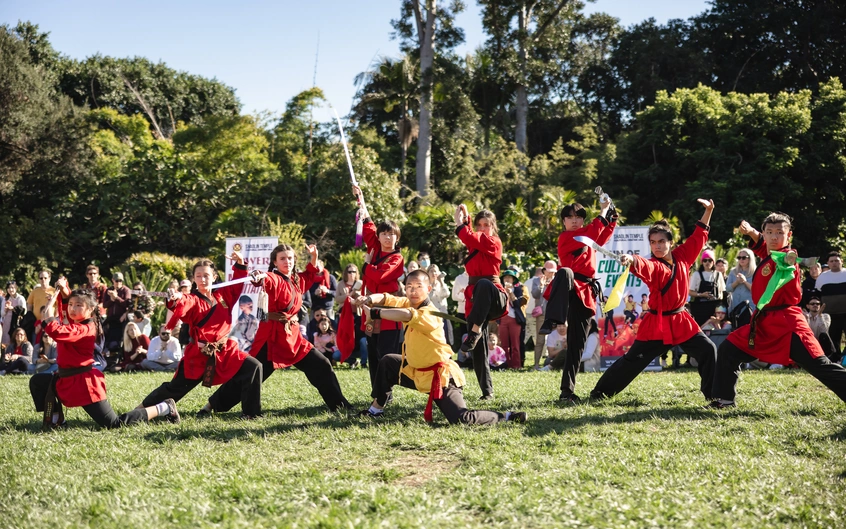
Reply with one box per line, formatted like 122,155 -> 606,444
1,367 -> 845,528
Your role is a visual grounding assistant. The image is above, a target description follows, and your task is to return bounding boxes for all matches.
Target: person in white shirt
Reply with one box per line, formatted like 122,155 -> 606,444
581,319 -> 602,372
451,268 -> 469,354
140,326 -> 183,372
816,251 -> 846,361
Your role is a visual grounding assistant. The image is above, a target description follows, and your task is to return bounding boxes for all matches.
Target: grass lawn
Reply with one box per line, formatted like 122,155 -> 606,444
1,366 -> 845,528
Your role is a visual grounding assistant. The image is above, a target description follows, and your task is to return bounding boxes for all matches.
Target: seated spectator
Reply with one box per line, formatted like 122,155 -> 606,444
488,333 -> 506,370
306,308 -> 329,344
701,306 -> 731,332
581,319 -> 602,373
110,322 -> 149,372
128,310 -> 152,337
804,292 -> 837,360
541,323 -> 568,371
141,325 -> 183,371
309,260 -> 337,320
32,333 -> 58,374
428,264 -> 453,345
312,318 -> 340,365
0,327 -> 33,375
2,281 -> 26,347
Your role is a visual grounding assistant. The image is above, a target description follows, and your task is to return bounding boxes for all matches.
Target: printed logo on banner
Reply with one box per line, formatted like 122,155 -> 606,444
593,226 -> 661,371
225,236 -> 278,352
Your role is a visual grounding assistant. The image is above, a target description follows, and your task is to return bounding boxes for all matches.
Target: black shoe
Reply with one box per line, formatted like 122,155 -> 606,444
588,390 -> 606,401
506,411 -> 527,423
358,409 -> 384,418
538,320 -> 557,335
195,408 -> 211,418
703,400 -> 736,409
164,398 -> 181,424
461,330 -> 482,352
479,393 -> 494,401
240,413 -> 261,420
558,393 -> 581,404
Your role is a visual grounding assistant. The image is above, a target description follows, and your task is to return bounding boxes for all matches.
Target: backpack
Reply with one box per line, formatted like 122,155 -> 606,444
730,300 -> 753,329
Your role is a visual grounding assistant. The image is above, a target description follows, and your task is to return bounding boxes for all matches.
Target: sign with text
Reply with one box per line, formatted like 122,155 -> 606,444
593,226 -> 661,371
225,236 -> 278,352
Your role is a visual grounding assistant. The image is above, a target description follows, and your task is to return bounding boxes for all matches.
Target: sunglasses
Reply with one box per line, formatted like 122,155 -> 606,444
737,256 -> 749,260
345,269 -> 357,273
702,259 -> 713,263
808,302 -> 821,306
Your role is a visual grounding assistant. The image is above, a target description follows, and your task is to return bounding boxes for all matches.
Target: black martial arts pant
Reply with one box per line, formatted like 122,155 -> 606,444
143,355 -> 263,417
208,344 -> 349,413
367,329 -> 401,392
465,279 -> 508,398
712,334 -> 846,403
372,353 -> 504,425
592,332 -> 717,400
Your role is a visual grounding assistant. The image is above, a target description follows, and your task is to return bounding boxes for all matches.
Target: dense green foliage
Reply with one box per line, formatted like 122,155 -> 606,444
1,368 -> 846,527
2,1 -> 846,285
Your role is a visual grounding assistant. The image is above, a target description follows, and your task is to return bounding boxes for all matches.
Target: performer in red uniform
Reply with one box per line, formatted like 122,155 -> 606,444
207,244 -> 351,413
709,213 -> 846,408
141,253 -> 263,418
590,199 -> 718,401
352,185 -> 405,392
541,199 -> 616,402
455,204 -> 507,400
30,282 -> 179,429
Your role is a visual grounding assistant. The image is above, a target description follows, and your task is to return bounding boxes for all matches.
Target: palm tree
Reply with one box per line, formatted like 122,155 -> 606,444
354,56 -> 420,194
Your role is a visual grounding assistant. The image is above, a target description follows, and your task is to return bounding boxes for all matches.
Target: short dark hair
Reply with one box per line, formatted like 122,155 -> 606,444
377,220 -> 401,243
239,295 -> 252,304
761,212 -> 792,231
404,269 -> 430,286
133,311 -> 143,320
560,203 -> 587,220
826,251 -> 842,262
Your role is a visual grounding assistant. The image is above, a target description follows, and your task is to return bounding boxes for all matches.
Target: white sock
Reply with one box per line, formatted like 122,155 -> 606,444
201,402 -> 212,412
155,402 -> 170,415
369,405 -> 383,415
505,412 -> 512,420
52,413 -> 60,424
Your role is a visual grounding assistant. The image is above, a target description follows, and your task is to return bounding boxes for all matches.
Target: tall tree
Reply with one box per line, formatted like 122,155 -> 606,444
392,0 -> 465,198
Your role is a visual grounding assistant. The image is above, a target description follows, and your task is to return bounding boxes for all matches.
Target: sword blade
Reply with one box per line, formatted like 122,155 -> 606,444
209,276 -> 252,290
573,236 -> 620,261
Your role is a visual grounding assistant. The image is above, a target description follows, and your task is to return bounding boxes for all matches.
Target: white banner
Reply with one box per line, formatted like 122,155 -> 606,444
593,226 -> 659,371
225,236 -> 278,352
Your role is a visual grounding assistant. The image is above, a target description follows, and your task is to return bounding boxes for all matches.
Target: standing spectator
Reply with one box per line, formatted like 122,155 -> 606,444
32,333 -> 58,374
816,251 -> 846,360
0,327 -> 33,375
141,326 -> 182,371
715,258 -> 729,305
689,249 -> 726,326
451,267 -> 469,353
499,269 -> 528,369
417,252 -> 431,269
26,270 -> 55,318
530,261 -> 555,369
2,281 -> 26,347
428,264 -> 453,346
82,265 -> 107,307
802,261 -> 823,306
727,249 -> 756,313
335,264 -> 367,368
309,260 -> 337,320
230,296 -> 259,352
103,272 -> 131,353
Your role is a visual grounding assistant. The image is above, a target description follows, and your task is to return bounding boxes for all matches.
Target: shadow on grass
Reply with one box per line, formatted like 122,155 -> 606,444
522,405 -> 774,437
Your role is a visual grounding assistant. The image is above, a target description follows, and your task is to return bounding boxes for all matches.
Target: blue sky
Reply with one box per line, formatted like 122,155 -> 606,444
2,1 -> 709,122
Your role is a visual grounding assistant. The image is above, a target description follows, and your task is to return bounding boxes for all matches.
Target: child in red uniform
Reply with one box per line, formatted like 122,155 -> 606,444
30,281 -> 179,429
590,199 -> 718,401
206,244 -> 351,413
140,253 -> 264,418
541,199 -> 616,403
709,213 -> 846,408
455,204 -> 507,400
352,185 -> 405,392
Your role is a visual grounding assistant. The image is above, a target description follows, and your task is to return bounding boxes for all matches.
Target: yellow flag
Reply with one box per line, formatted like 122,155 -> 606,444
603,266 -> 630,313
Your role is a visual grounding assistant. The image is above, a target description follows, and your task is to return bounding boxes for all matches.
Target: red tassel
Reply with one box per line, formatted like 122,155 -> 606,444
336,298 -> 356,362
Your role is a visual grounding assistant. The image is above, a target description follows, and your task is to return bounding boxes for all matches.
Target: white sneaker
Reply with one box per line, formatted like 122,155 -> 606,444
769,363 -> 784,370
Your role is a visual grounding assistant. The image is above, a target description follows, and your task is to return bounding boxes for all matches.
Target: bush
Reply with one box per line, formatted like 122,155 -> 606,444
120,252 -> 197,280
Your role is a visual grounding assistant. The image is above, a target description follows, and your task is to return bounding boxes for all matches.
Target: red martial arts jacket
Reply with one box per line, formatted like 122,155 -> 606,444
45,319 -> 107,408
725,241 -> 825,364
166,265 -> 249,385
629,222 -> 709,345
361,219 -> 404,332
556,216 -> 616,310
456,223 -> 506,317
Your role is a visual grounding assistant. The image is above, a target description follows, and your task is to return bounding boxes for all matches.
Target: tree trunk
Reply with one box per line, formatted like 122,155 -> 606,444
514,5 -> 529,154
416,0 -> 436,199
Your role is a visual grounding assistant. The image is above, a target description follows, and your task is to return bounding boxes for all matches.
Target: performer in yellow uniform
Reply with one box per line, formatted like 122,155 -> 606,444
356,270 -> 526,425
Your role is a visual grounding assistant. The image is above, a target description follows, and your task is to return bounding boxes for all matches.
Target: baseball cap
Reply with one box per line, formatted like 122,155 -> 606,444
543,260 -> 557,273
179,279 -> 192,288
112,272 -> 124,281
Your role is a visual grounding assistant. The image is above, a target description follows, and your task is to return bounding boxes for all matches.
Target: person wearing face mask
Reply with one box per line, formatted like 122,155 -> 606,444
417,253 -> 431,270
591,199 -> 718,403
